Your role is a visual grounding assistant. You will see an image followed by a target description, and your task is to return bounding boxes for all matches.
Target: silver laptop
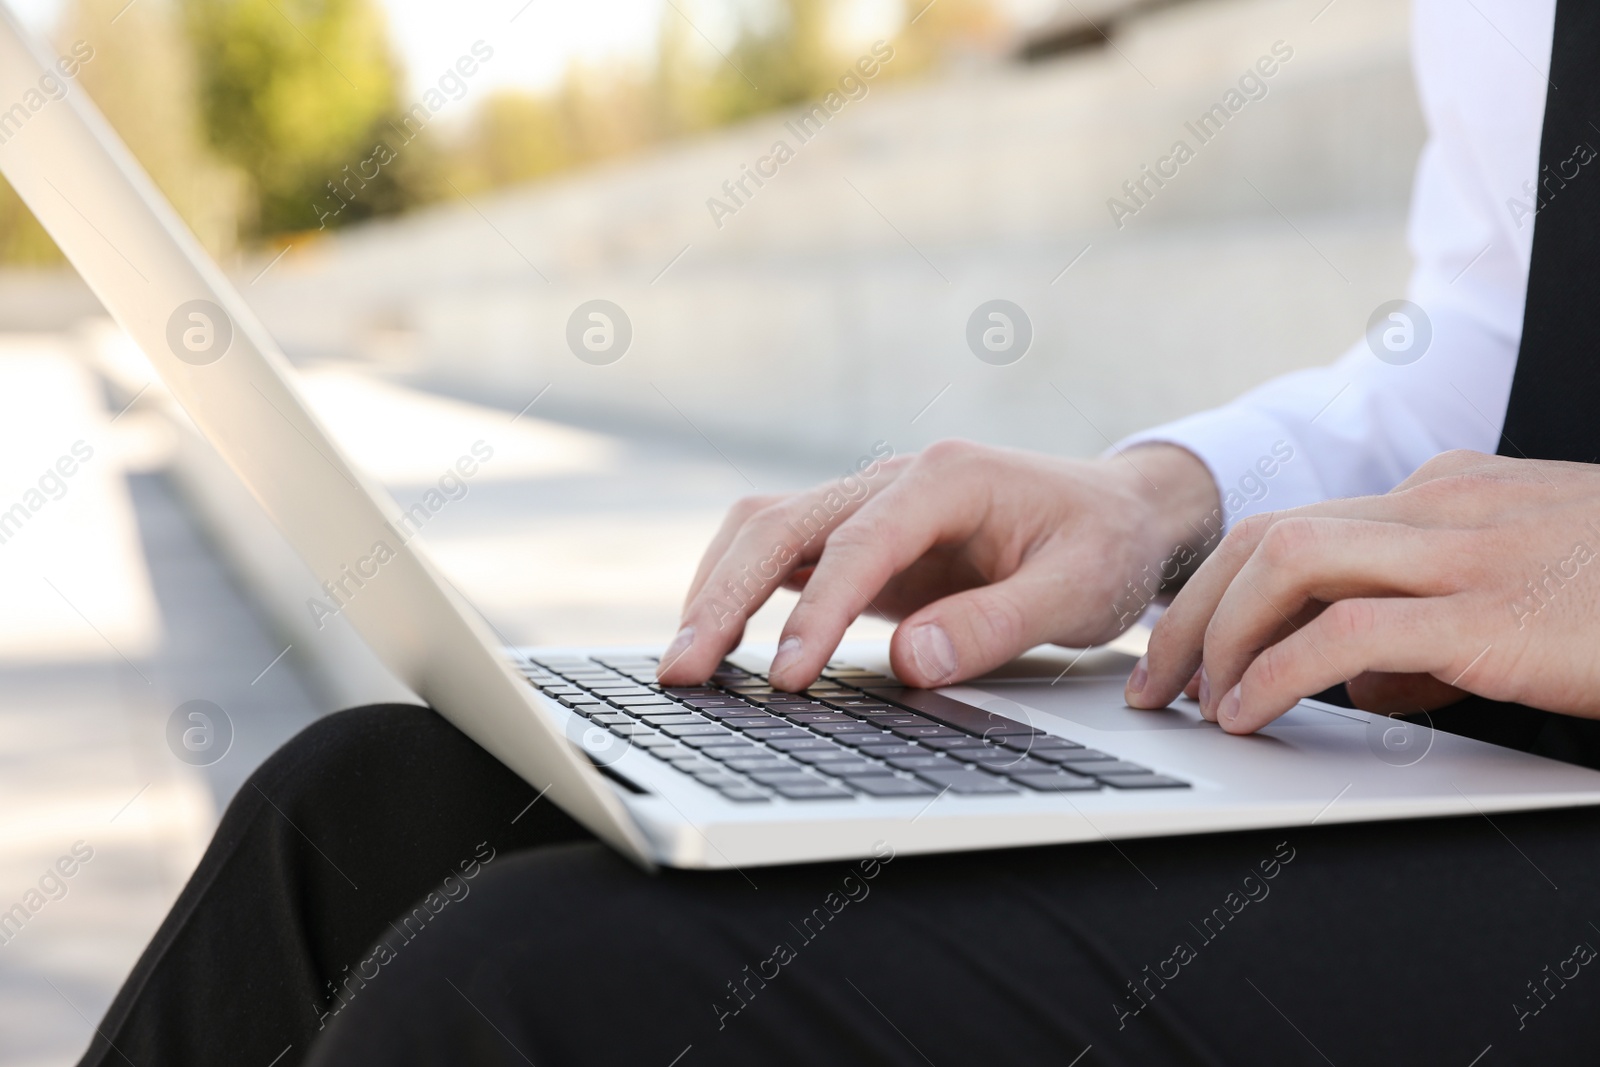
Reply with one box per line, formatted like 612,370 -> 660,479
6,8 -> 1600,870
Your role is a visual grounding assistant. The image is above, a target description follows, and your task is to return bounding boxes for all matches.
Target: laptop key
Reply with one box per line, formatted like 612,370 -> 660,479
999,734 -> 1083,752
609,696 -> 676,708
682,736 -> 760,753
788,749 -> 874,765
670,759 -> 722,775
764,737 -> 843,752
853,742 -> 931,758
1035,748 -> 1115,763
587,712 -> 634,725
697,741 -> 766,758
956,755 -> 1058,776
784,712 -> 856,724
662,723 -> 731,737
809,722 -> 883,736
820,760 -> 895,777
742,728 -> 817,742
1079,761 -> 1155,776
723,757 -> 796,773
724,716 -> 791,731
697,707 -> 772,720
851,776 -> 939,797
891,725 -> 965,739
690,772 -> 747,789
862,714 -> 937,728
1011,772 -> 1101,792
772,783 -> 856,800
912,768 -> 1019,794
1100,774 -> 1190,789
747,771 -> 825,787
919,736 -> 990,751
716,786 -> 772,803
635,713 -> 703,726
886,755 -> 954,771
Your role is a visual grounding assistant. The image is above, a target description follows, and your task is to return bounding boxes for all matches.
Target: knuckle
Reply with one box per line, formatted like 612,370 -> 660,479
1225,511 -> 1277,553
916,437 -> 986,468
1250,642 -> 1289,695
1321,598 -> 1377,643
971,590 -> 1026,649
1421,448 -> 1489,474
730,493 -> 782,524
1256,517 -> 1318,569
827,513 -> 883,553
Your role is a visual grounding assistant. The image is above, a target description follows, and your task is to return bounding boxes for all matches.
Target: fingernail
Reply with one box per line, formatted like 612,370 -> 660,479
908,622 -> 958,684
770,635 -> 803,681
1127,655 -> 1148,696
661,625 -> 695,668
1198,664 -> 1211,709
1219,683 -> 1242,724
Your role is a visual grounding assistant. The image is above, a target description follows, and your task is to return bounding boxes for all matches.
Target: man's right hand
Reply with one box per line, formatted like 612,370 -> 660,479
655,439 -> 1222,692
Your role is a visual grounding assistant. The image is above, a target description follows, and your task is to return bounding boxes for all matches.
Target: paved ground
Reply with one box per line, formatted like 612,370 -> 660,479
0,335 -> 894,1065
0,433 -> 325,1066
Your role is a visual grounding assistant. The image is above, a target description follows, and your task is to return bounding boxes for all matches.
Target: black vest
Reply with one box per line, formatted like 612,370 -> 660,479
1429,0 -> 1600,765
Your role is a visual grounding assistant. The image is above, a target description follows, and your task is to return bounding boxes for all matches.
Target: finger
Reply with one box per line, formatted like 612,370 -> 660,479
1136,495 -> 1437,709
766,467 -> 991,690
888,552 -> 1075,687
1196,518 -> 1460,717
660,479 -> 895,684
1214,596 -> 1465,734
1346,671 -> 1468,715
1196,611 -> 1308,722
681,494 -> 785,610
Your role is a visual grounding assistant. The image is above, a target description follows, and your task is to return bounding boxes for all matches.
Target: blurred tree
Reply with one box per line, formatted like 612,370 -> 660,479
889,0 -> 1009,76
180,0 -> 432,237
0,184 -> 60,265
65,0 -> 243,255
0,0 -> 243,265
701,0 -> 835,124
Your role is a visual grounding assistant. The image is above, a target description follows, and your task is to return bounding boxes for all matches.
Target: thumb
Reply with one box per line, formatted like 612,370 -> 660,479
889,571 -> 1052,688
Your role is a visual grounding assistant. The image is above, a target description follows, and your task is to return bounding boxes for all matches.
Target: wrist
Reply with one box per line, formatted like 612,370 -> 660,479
1116,443 -> 1224,583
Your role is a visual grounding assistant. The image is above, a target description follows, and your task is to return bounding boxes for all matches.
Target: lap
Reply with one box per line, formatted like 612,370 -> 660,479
307,775 -> 1600,1066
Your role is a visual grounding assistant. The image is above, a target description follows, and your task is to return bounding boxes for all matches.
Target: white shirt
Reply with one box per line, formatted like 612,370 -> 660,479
1119,0 -> 1557,526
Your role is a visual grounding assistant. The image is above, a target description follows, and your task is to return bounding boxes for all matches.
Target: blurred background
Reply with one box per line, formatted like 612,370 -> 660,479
0,0 -> 1420,1061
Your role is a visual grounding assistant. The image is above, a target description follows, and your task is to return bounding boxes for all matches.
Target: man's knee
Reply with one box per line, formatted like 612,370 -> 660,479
246,703 -> 446,807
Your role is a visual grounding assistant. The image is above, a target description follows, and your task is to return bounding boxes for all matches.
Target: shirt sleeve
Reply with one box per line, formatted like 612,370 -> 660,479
1114,0 -> 1552,529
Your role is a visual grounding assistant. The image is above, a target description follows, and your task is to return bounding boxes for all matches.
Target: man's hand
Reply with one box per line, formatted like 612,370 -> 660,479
1129,450 -> 1600,732
657,440 -> 1221,691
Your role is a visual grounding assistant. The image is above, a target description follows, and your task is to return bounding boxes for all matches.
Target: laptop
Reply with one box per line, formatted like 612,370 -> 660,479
6,8 -> 1600,870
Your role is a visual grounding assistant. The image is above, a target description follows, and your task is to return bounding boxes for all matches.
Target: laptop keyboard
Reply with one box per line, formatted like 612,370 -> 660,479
516,654 -> 1189,803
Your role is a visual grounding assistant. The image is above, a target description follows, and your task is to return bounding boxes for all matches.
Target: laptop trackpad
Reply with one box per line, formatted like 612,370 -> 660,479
963,680 -> 1364,732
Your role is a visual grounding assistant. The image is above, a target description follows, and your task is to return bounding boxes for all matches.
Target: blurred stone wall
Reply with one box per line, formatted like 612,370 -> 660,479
27,0 -> 1427,466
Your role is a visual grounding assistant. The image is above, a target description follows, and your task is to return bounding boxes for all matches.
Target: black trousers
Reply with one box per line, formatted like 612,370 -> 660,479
81,705 -> 1600,1067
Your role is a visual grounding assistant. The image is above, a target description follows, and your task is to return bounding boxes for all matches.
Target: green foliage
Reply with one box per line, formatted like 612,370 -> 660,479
447,0 -> 1002,197
180,0 -> 422,236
